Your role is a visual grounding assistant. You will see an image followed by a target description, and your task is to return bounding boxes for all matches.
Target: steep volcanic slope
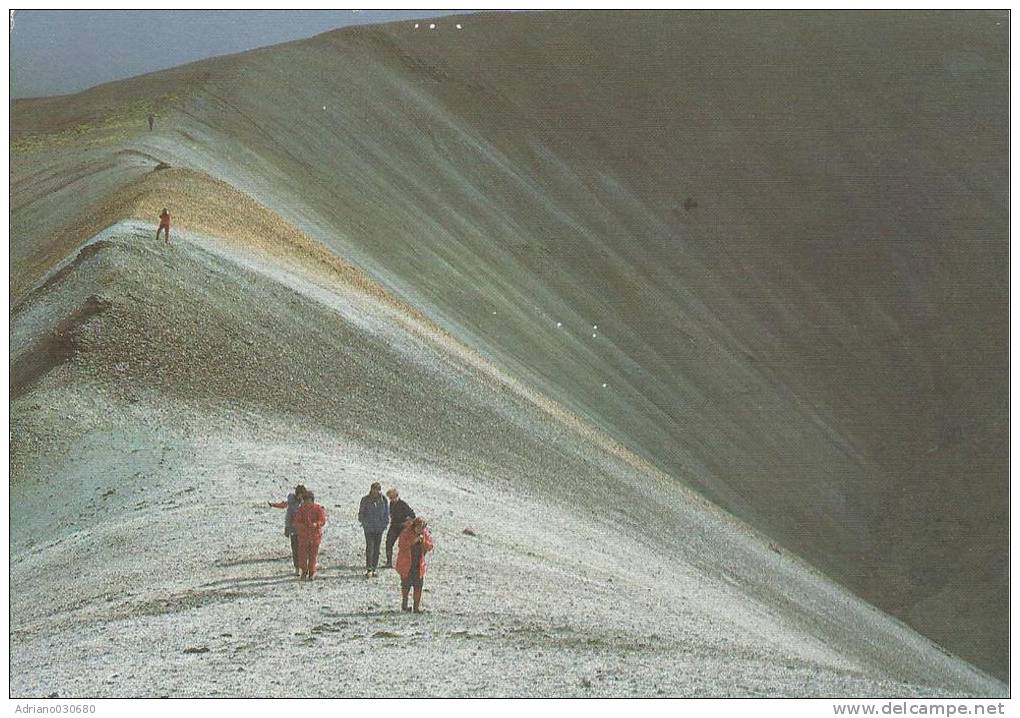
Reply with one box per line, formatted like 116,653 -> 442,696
7,214 -> 1003,696
10,11 -> 1008,678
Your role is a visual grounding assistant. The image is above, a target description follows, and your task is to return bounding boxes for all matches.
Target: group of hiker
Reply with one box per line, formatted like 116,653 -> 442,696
269,482 -> 434,613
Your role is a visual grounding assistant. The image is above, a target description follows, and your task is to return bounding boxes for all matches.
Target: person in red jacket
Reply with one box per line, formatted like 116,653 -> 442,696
156,208 -> 171,245
396,516 -> 434,613
293,491 -> 327,580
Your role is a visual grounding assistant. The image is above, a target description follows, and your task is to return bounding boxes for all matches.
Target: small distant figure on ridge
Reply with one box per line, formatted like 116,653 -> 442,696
293,491 -> 327,581
269,484 -> 308,576
384,488 -> 415,568
396,517 -> 434,613
147,113 -> 155,131
156,208 -> 171,245
358,481 -> 389,578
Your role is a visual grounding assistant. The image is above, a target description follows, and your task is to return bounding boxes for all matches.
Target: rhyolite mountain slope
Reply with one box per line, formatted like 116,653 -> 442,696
7,216 -> 1003,696
10,10 -> 1008,681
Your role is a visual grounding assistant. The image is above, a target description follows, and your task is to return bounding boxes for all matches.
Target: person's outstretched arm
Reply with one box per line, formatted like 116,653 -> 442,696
268,500 -> 287,509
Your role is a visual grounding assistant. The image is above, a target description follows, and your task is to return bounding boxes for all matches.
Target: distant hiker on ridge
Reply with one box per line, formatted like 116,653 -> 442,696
358,482 -> 389,578
156,208 -> 171,245
293,491 -> 327,581
269,484 -> 307,576
396,517 -> 433,613
384,488 -> 415,569
147,113 -> 155,131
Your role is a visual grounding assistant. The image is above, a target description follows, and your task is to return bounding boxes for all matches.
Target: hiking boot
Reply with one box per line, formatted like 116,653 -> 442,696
402,605 -> 412,612
413,608 -> 425,614
383,562 -> 393,569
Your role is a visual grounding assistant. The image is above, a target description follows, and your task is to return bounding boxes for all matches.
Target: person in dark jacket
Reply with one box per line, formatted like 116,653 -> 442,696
269,484 -> 307,575
384,488 -> 415,568
358,482 -> 389,578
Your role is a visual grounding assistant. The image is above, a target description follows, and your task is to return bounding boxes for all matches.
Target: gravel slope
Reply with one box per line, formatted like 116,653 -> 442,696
9,221 -> 1004,697
10,11 -> 1008,678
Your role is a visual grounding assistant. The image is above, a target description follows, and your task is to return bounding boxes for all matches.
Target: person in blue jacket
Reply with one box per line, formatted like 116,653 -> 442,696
383,488 -> 415,568
269,484 -> 308,575
358,482 -> 390,578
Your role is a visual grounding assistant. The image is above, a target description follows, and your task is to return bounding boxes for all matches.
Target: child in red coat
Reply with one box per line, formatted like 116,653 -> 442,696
396,517 -> 434,612
293,491 -> 327,580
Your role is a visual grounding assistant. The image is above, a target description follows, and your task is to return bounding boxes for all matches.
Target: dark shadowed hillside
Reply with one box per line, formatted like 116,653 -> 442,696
10,10 -> 1008,684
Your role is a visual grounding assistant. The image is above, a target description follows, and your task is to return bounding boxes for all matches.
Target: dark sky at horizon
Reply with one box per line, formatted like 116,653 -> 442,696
10,10 -> 479,98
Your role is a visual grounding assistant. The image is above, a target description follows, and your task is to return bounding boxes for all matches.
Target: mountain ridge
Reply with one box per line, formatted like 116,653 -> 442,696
10,10 -> 1008,682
